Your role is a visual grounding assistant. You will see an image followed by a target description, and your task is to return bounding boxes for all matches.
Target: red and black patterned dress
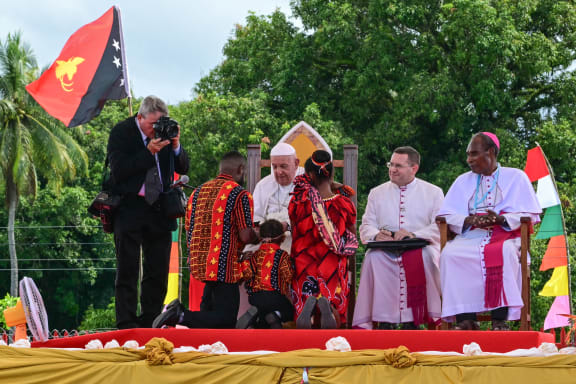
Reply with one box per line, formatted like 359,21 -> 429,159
289,175 -> 358,324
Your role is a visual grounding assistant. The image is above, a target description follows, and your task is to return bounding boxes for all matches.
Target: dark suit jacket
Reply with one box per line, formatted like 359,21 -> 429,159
107,115 -> 190,230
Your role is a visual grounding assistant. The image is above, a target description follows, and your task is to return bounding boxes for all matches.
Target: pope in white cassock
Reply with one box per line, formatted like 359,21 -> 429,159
250,142 -> 304,252
438,132 -> 541,330
353,146 -> 444,329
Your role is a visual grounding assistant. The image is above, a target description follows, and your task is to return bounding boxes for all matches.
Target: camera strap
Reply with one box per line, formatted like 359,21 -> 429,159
169,147 -> 175,185
101,155 -> 112,191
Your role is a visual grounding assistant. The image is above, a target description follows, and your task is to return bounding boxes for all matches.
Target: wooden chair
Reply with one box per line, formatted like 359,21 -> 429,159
435,216 -> 532,331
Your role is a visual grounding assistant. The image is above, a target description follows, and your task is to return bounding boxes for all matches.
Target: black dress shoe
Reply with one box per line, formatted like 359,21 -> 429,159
236,306 -> 259,329
377,322 -> 396,330
296,296 -> 317,329
453,319 -> 480,330
491,320 -> 510,331
264,312 -> 283,329
400,322 -> 418,330
317,297 -> 337,329
152,299 -> 183,328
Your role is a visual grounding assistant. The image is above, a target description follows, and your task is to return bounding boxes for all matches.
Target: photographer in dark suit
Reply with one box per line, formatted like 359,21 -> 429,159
107,95 -> 190,329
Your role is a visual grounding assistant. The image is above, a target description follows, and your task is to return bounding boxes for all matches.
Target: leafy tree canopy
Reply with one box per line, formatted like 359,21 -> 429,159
197,0 -> 576,192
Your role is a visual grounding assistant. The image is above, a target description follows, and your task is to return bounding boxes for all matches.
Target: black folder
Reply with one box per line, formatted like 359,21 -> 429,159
366,238 -> 430,255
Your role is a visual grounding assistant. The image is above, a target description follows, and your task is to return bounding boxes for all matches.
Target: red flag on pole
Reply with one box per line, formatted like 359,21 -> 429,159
524,146 -> 549,182
26,6 -> 129,127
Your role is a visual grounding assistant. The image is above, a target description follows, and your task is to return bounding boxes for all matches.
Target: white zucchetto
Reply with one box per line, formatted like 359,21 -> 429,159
270,142 -> 296,156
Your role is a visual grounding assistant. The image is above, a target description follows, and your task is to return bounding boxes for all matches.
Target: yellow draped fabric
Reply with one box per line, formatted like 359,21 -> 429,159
2,338 -> 576,384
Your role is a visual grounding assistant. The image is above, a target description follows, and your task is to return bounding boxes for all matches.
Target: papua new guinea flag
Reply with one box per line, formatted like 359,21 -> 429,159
26,6 -> 129,127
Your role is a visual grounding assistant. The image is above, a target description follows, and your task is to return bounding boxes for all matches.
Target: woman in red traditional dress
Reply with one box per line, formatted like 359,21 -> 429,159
289,150 -> 358,328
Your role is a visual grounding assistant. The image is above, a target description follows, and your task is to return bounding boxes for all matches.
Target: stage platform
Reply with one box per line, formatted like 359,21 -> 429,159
32,328 -> 554,353
2,329 -> 575,384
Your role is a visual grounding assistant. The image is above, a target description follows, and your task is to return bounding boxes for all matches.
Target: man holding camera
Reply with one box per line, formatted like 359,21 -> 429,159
107,95 -> 189,329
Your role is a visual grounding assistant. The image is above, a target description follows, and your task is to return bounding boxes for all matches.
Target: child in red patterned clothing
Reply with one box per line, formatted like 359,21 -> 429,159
237,219 -> 295,329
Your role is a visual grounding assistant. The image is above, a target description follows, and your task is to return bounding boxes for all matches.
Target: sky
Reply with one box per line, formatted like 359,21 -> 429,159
1,0 -> 295,105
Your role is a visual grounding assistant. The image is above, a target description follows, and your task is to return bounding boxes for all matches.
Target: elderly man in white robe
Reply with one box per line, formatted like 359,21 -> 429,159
438,132 -> 541,330
353,146 -> 444,330
251,142 -> 304,251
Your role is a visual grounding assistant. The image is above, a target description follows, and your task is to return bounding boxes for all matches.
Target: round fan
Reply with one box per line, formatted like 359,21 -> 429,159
19,277 -> 49,342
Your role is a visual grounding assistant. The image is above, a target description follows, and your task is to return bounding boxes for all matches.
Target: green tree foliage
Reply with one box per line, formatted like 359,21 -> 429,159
0,186 -> 115,330
170,92 -> 280,184
0,32 -> 88,296
196,12 -> 307,119
198,0 -> 576,191
0,293 -> 18,329
78,298 -> 115,331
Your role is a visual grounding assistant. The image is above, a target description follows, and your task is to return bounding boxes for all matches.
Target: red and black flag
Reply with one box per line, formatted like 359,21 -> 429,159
26,6 -> 129,127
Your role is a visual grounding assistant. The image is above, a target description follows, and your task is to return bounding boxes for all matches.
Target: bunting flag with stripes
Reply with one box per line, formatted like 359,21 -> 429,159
26,6 -> 129,127
164,173 -> 185,305
524,146 -> 571,329
163,222 -> 181,305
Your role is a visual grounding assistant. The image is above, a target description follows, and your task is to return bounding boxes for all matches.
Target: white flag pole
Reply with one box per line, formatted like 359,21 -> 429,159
115,6 -> 133,115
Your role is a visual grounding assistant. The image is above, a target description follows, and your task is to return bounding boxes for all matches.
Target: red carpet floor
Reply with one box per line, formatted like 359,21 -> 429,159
32,328 -> 554,353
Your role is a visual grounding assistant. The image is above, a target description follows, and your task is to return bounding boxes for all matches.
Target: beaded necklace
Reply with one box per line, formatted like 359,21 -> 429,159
473,165 -> 500,214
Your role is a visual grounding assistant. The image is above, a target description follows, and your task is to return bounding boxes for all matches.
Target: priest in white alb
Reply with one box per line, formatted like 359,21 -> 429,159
438,132 -> 541,330
353,146 -> 444,330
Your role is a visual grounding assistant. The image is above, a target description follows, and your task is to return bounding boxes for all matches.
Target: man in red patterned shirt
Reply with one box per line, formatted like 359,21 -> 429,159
153,151 -> 259,328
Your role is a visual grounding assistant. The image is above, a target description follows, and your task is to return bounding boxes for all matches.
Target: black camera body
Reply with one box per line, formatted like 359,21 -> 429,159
153,116 -> 179,141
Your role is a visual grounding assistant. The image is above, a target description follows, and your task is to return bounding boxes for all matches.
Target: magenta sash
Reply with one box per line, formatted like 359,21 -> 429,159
403,248 -> 431,326
484,225 -> 521,308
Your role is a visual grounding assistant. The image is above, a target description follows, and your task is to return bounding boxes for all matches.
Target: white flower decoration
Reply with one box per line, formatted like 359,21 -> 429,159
104,339 -> 120,349
85,339 -> 104,350
122,340 -> 140,349
463,342 -> 483,356
325,336 -> 351,352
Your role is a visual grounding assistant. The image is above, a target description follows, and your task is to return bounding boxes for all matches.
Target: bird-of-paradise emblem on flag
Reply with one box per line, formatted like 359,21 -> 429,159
55,57 -> 85,92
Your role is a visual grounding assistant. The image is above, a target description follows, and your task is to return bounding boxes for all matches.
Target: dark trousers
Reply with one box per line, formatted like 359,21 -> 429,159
114,196 -> 173,329
181,281 -> 240,328
456,307 -> 509,322
249,291 -> 294,323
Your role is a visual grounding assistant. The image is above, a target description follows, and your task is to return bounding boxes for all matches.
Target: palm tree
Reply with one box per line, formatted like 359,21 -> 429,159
0,32 -> 88,296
